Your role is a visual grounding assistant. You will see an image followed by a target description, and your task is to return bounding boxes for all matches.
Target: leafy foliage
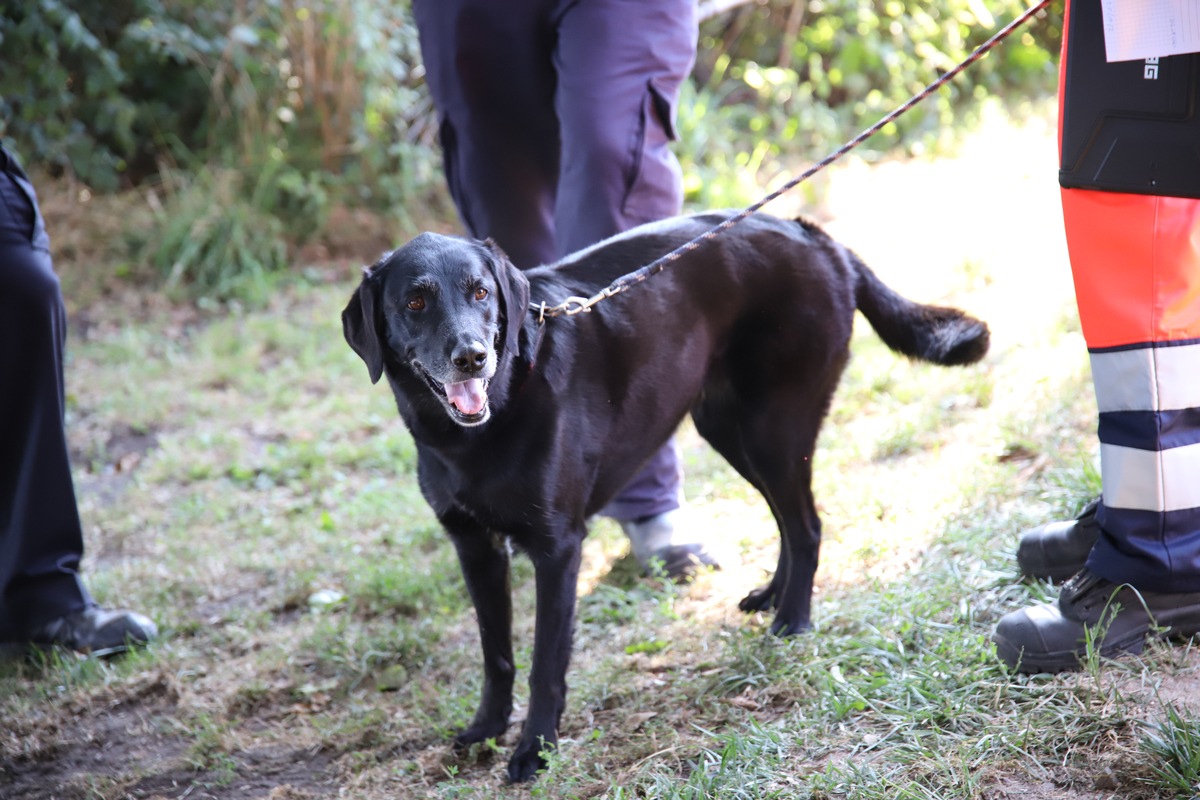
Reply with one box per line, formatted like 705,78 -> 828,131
0,0 -> 215,189
3,0 -> 442,302
682,0 -> 1059,205
2,0 -> 1059,301
144,167 -> 288,305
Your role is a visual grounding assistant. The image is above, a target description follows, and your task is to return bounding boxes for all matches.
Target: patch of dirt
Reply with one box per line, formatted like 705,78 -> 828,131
0,675 -> 339,800
1,676 -> 181,799
70,422 -> 161,531
125,747 -> 338,800
71,422 -> 160,476
293,205 -> 404,272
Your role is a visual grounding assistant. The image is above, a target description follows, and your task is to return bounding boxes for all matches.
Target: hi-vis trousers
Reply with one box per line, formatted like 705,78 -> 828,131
1060,0 -> 1200,592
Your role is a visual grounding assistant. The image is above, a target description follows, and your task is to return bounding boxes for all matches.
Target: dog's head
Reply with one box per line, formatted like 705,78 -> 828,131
342,233 -> 531,427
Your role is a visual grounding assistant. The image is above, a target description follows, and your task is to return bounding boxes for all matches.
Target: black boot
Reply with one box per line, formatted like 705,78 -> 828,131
1016,498 -> 1101,582
994,568 -> 1200,674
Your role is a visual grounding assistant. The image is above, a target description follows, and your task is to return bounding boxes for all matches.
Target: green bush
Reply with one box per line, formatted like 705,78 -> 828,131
145,167 -> 287,305
3,0 -> 444,303
682,0 -> 1060,205
0,0 -> 217,190
2,0 -> 1059,300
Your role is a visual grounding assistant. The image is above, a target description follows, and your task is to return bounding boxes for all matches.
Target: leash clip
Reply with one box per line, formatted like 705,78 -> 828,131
532,286 -> 619,321
560,295 -> 597,316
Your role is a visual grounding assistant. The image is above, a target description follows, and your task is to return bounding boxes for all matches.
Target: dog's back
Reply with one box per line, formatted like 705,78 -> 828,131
527,211 -> 988,382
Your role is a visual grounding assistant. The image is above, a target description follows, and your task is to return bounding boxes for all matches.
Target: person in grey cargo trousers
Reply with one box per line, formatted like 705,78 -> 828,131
411,0 -> 720,578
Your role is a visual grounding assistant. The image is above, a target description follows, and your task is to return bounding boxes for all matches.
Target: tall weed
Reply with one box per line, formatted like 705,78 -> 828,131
146,167 -> 286,305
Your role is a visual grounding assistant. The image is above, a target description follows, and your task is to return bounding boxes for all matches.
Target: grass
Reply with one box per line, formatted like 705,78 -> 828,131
5,108 -> 1200,799
1142,703 -> 1200,797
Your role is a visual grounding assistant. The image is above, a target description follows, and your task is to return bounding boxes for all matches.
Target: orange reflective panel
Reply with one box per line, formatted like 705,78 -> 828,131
1061,189 -> 1200,349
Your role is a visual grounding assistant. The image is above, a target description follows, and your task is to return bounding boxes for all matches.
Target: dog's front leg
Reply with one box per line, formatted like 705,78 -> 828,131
449,529 -> 516,748
507,533 -> 583,783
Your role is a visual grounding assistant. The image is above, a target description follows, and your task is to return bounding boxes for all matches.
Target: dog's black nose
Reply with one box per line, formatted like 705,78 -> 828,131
452,341 -> 489,373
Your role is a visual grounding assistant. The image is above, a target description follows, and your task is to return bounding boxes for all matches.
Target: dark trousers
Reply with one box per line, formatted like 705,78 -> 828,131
413,0 -> 697,520
0,148 -> 91,640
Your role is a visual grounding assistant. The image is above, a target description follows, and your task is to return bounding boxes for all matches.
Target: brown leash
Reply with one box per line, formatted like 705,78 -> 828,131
532,0 -> 1054,323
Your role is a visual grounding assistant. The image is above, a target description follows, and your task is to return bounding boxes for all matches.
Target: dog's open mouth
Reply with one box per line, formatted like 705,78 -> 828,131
445,379 -> 488,417
415,364 -> 491,425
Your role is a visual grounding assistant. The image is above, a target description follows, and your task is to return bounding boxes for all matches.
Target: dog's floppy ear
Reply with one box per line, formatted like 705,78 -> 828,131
481,239 -> 531,355
342,260 -> 387,384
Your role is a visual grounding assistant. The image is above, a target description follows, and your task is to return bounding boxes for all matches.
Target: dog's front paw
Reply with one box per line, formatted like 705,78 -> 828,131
506,735 -> 552,783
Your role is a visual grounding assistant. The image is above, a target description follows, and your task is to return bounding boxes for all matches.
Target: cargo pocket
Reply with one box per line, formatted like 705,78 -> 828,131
621,75 -> 683,221
0,170 -> 48,250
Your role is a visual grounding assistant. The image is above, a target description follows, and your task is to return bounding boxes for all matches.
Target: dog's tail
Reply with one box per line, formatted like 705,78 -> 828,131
821,226 -> 989,366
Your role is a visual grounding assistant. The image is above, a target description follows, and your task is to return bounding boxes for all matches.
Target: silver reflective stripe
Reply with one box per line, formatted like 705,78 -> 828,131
1090,343 -> 1200,413
1101,441 -> 1200,512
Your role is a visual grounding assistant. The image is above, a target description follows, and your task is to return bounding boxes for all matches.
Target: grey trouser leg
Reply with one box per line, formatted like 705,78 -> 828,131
413,0 -> 697,520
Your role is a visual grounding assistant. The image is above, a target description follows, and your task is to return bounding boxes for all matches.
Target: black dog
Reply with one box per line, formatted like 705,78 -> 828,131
342,211 -> 988,781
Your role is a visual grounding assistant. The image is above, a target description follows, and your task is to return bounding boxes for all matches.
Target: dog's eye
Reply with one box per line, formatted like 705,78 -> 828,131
474,287 -> 489,301
407,295 -> 426,311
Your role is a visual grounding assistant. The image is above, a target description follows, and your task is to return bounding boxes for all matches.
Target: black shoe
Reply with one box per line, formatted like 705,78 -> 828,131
993,568 -> 1200,674
648,543 -> 721,582
1016,498 -> 1101,582
620,510 -> 722,582
26,606 -> 157,655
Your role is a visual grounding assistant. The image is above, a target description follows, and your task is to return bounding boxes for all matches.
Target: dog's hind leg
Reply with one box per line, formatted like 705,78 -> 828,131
717,433 -> 823,633
738,543 -> 788,613
759,469 -> 822,636
746,435 -> 826,635
694,367 -> 844,636
693,396 -> 817,629
447,518 -> 516,749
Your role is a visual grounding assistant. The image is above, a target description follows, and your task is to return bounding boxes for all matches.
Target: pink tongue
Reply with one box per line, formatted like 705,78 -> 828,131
445,379 -> 487,415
